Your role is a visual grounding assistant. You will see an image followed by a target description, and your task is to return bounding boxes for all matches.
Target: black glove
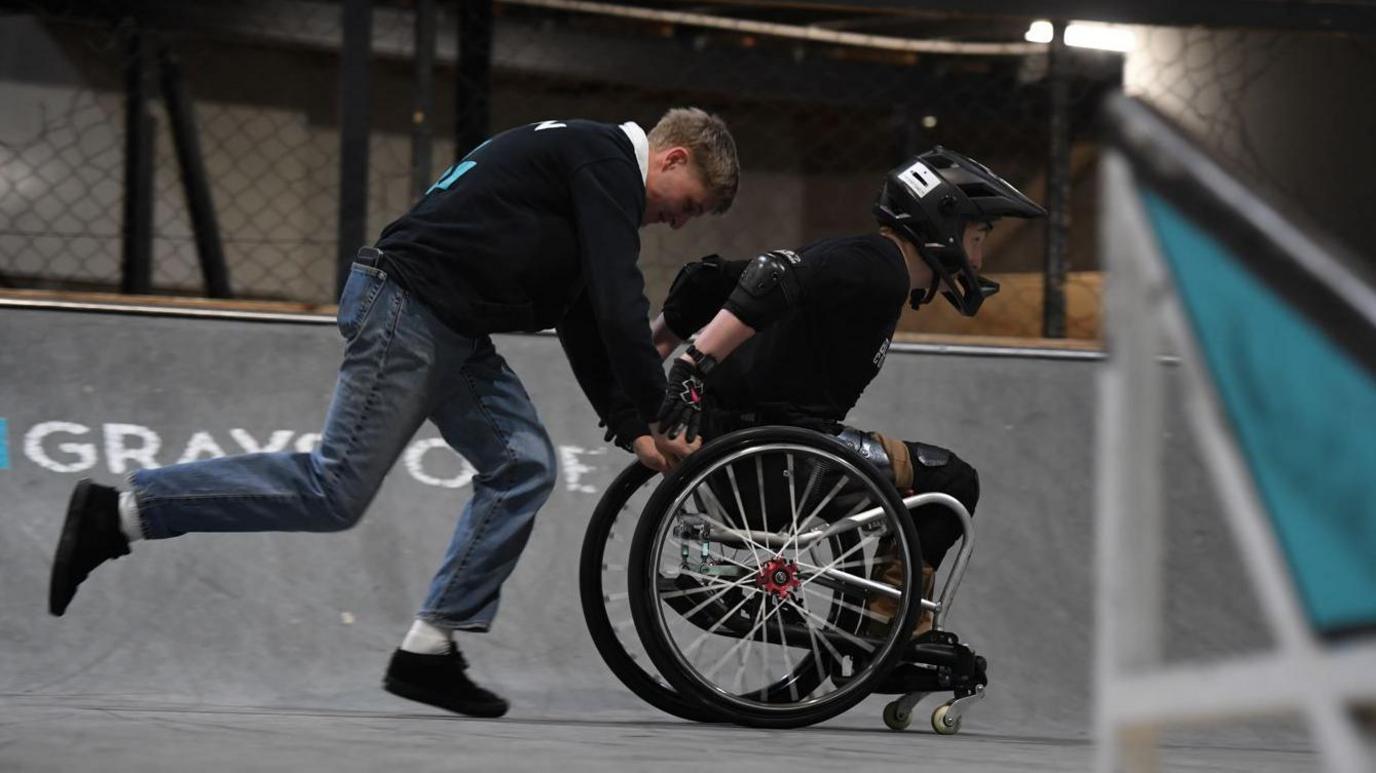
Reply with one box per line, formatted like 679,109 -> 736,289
657,356 -> 708,442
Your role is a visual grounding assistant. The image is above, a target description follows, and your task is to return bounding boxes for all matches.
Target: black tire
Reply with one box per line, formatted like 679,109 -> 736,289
578,461 -> 718,723
628,426 -> 923,729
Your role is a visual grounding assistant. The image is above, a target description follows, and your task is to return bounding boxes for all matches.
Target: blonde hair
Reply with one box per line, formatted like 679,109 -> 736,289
647,107 -> 739,214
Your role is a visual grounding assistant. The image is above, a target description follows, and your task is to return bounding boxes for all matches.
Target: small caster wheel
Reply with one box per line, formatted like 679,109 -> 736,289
931,704 -> 962,735
882,701 -> 912,731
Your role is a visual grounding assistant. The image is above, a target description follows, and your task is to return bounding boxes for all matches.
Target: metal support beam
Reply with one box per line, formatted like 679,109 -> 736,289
456,0 -> 493,160
1042,21 -> 1071,338
121,24 -> 155,295
411,0 -> 437,200
1094,151 -> 1167,773
336,0 -> 373,294
81,1 -> 1059,114
159,45 -> 232,298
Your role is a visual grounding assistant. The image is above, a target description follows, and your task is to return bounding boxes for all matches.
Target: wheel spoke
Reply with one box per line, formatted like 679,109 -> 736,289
656,576 -> 745,600
659,572 -> 757,621
794,462 -> 820,530
697,483 -> 762,567
755,455 -> 768,544
783,597 -> 877,653
704,589 -> 791,681
795,532 -> 884,590
724,598 -> 767,690
773,608 -> 800,703
800,583 -> 890,624
683,586 -> 765,657
800,598 -> 838,678
758,598 -> 771,698
801,605 -> 847,663
798,477 -> 852,534
787,453 -> 800,565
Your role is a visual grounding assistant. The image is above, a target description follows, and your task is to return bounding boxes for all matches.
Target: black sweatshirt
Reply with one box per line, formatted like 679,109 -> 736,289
661,233 -> 909,427
375,120 -> 666,425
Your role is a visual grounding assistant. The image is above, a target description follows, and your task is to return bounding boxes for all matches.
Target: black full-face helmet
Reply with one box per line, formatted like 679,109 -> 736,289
874,147 -> 1046,316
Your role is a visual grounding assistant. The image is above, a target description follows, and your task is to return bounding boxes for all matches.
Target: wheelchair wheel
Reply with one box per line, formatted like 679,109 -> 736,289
628,426 -> 923,729
578,461 -> 718,722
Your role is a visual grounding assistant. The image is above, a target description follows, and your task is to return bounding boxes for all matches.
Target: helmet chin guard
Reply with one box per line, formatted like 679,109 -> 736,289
875,147 -> 1045,316
911,273 -> 1002,315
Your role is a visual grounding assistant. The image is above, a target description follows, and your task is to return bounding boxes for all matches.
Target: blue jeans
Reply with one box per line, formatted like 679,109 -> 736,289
129,263 -> 558,631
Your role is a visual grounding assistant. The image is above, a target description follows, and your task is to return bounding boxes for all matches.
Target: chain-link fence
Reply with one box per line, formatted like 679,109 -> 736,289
3,2 -> 1371,340
1125,25 -> 1376,267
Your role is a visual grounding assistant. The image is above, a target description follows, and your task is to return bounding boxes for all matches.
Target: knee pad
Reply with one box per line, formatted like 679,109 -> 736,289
947,455 -> 980,516
904,442 -> 980,516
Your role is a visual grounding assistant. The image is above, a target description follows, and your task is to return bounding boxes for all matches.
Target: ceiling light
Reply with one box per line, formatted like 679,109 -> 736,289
1025,20 -> 1054,44
1025,20 -> 1136,53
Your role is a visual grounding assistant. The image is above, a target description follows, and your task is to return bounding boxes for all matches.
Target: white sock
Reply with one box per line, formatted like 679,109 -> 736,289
118,491 -> 144,543
400,619 -> 452,654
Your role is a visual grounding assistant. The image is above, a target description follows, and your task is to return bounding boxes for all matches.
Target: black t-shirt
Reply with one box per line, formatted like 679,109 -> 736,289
664,233 -> 909,426
375,119 -> 665,423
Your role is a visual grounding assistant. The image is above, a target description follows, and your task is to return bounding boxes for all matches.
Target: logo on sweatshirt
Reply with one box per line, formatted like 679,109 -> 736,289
873,338 -> 892,369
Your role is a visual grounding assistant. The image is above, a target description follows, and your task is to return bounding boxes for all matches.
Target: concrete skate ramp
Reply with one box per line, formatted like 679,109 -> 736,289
0,305 -> 1313,769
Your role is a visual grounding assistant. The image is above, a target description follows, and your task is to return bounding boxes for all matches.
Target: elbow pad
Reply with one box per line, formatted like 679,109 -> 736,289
724,249 -> 804,331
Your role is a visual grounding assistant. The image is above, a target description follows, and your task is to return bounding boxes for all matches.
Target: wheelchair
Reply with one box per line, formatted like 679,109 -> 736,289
579,425 -> 987,731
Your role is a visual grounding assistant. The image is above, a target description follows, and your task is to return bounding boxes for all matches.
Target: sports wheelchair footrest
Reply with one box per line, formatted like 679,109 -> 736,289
873,631 -> 988,696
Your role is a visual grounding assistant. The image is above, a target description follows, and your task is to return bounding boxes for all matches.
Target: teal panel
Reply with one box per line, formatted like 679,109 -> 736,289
1142,191 -> 1376,636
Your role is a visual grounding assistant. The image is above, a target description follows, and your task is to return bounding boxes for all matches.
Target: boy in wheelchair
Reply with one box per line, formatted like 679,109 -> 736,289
624,147 -> 1044,645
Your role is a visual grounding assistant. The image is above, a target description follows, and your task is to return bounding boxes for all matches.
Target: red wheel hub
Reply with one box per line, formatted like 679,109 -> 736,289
757,557 -> 800,600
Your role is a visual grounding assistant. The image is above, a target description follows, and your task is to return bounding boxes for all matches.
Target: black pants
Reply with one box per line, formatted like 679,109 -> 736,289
901,441 -> 980,570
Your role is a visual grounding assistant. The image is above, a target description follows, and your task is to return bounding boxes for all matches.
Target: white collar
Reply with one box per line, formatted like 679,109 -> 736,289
619,121 -> 649,184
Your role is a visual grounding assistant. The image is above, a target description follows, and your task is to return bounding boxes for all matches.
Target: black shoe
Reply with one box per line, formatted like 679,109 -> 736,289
49,479 -> 130,616
382,644 -> 509,718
